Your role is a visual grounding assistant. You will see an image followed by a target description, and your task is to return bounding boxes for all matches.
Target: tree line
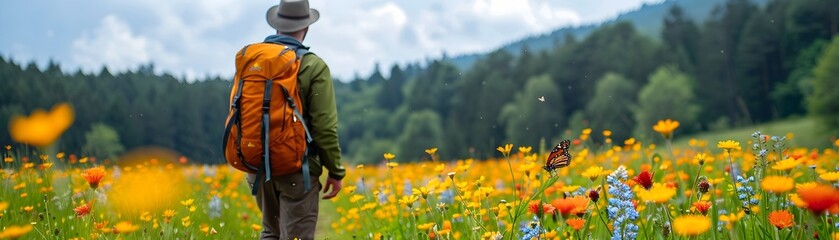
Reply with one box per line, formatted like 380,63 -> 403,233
1,0 -> 837,164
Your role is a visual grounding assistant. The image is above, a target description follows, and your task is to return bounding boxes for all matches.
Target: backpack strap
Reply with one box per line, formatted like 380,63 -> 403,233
279,85 -> 314,193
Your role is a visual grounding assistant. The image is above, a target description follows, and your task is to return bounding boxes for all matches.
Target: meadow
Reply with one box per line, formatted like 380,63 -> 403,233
1,111 -> 838,239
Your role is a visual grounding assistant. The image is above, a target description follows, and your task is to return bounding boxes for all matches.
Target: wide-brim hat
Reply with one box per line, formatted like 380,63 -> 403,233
266,0 -> 320,33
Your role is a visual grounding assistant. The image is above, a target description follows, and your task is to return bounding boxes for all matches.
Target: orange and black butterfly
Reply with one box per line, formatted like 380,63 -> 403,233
544,140 -> 572,172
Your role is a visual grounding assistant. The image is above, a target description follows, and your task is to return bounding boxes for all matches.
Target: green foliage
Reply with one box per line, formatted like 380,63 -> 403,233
499,75 -> 564,148
807,36 -> 839,134
584,73 -> 637,142
635,66 -> 700,140
83,123 -> 125,159
396,110 -> 444,162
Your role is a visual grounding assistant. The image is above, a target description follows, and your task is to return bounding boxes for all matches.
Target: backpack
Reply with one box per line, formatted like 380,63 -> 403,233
222,41 -> 313,195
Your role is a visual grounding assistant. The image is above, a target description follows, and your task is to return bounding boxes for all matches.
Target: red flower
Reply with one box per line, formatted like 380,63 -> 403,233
797,184 -> 839,214
693,201 -> 711,215
74,203 -> 92,217
588,189 -> 600,203
633,170 -> 654,190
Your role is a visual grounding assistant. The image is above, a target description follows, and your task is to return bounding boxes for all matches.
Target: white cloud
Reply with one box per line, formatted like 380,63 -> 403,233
71,15 -> 170,73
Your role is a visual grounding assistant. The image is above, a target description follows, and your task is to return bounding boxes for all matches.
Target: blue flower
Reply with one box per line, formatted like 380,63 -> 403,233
607,166 -> 638,240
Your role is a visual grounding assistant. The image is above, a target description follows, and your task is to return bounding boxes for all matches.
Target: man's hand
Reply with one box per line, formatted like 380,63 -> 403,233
321,177 -> 342,199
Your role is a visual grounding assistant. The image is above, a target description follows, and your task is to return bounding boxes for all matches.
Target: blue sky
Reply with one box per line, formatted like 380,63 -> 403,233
0,0 -> 663,80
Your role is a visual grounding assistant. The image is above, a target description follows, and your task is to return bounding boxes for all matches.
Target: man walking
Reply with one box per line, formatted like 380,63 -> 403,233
247,0 -> 344,239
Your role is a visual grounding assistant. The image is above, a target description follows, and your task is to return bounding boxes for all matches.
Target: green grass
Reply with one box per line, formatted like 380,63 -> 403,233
673,116 -> 834,149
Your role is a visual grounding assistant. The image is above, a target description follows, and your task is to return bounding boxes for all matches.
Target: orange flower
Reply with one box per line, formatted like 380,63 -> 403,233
73,203 -> 92,217
673,215 -> 711,236
652,119 -> 680,139
113,221 -> 139,233
761,176 -> 794,194
8,103 -> 74,147
528,201 -> 556,215
551,195 -> 589,217
768,210 -> 794,229
0,225 -> 33,239
566,218 -> 586,231
796,184 -> 839,214
693,201 -> 712,215
81,167 -> 106,189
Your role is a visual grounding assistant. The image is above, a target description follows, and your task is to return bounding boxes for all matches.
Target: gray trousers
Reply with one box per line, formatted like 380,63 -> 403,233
247,172 -> 321,240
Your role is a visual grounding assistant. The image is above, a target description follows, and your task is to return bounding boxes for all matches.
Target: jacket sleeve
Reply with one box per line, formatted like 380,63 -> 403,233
301,55 -> 345,180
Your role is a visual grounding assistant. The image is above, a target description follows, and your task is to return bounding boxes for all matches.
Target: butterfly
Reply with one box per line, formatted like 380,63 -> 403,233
544,139 -> 572,172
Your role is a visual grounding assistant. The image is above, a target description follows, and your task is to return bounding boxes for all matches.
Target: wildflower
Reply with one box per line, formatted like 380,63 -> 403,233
73,203 -> 92,217
638,183 -> 676,203
566,218 -> 586,231
113,221 -> 139,234
181,198 -> 194,206
607,166 -> 639,240
694,153 -> 707,165
632,170 -> 654,190
181,216 -> 192,227
796,184 -> 839,214
0,225 -> 33,239
552,195 -> 588,217
603,130 -> 612,137
529,201 -> 555,216
768,210 -> 794,229
735,176 -> 759,209
589,188 -> 601,203
761,176 -> 794,194
417,222 -> 436,231
163,209 -> 176,223
208,196 -> 222,219
425,147 -> 438,156
481,231 -> 502,240
140,212 -> 152,222
693,201 -> 712,215
251,224 -> 262,231
496,144 -> 513,156
771,158 -> 799,171
23,206 -> 33,212
518,146 -> 532,154
386,162 -> 398,168
717,140 -> 742,152
697,178 -> 711,194
398,195 -> 419,208
653,119 -> 680,139
819,171 -> 839,182
8,102 -> 74,147
383,153 -> 395,161
81,167 -> 106,190
0,202 -> 7,211
672,215 -> 711,236
520,218 -> 545,240
581,166 -> 610,181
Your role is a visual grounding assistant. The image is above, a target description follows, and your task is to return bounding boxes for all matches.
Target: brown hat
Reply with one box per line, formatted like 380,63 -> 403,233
266,0 -> 320,32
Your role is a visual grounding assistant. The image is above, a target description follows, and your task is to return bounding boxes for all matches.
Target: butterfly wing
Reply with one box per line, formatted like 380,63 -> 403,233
544,140 -> 573,171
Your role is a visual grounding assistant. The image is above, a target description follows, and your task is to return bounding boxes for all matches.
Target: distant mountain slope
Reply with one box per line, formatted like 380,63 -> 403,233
448,0 -> 769,70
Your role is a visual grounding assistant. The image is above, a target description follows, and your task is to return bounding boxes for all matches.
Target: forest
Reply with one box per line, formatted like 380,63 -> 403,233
0,0 -> 837,164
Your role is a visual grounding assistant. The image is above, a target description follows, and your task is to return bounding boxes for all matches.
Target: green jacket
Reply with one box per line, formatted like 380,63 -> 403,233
297,53 -> 345,181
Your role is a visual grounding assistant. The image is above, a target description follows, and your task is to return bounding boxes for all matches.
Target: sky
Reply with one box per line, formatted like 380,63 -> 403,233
0,0 -> 664,81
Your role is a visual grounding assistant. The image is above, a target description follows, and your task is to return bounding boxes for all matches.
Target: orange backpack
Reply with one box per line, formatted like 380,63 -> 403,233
222,42 -> 313,195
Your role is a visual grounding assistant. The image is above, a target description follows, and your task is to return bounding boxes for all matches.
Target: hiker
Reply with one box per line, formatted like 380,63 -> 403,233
223,0 -> 344,239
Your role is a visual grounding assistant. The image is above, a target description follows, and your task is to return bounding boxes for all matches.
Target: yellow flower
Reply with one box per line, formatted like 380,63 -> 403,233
0,225 -> 33,239
23,206 -> 33,212
496,144 -> 513,156
672,215 -> 711,236
581,166 -> 611,181
425,147 -> 438,156
181,216 -> 191,227
398,195 -> 419,208
717,140 -> 742,152
251,224 -> 262,231
518,146 -> 532,154
113,221 -> 139,234
8,102 -> 74,147
819,171 -> 839,182
162,209 -> 176,223
417,222 -> 436,231
761,176 -> 794,194
637,183 -> 677,203
412,187 -> 432,199
771,158 -> 799,171
788,193 -> 807,208
653,119 -> 680,139
834,139 -> 839,148
603,130 -> 612,137
719,211 -> 745,222
140,211 -> 152,222
181,199 -> 194,206
693,153 -> 707,165
383,153 -> 395,161
558,185 -> 581,193
386,162 -> 399,168
0,202 -> 7,211
624,138 -> 636,146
